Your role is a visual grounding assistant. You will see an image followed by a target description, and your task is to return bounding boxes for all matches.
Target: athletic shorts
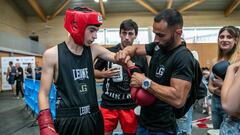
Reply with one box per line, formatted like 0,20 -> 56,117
8,77 -> 15,85
100,106 -> 137,133
54,106 -> 104,135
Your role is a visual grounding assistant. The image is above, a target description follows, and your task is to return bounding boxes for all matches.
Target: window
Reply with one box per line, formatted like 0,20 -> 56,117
93,26 -> 236,45
105,29 -> 120,45
135,28 -> 150,44
195,27 -> 219,43
93,29 -> 105,45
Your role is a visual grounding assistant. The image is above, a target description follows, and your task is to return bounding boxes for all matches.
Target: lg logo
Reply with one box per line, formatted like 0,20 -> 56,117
155,65 -> 165,78
79,83 -> 88,93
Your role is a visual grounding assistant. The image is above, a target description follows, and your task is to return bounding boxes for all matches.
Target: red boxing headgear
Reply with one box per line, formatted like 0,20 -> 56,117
64,7 -> 103,46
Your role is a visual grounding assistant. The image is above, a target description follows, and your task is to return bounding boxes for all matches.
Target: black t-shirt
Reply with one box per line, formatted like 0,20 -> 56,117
15,67 -> 23,81
9,66 -> 16,78
35,67 -> 42,78
95,44 -> 148,109
139,42 -> 195,132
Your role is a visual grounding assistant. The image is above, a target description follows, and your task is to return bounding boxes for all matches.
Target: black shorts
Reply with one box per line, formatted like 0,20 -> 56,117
54,106 -> 104,135
8,77 -> 15,85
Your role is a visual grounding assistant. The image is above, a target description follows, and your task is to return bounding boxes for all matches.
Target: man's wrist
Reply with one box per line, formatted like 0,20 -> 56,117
142,78 -> 152,90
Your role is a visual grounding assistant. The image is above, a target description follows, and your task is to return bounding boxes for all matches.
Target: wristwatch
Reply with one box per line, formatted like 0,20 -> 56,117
142,78 -> 152,90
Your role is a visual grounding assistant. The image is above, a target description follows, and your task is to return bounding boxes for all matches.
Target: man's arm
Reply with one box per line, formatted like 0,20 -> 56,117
122,45 -> 147,57
130,72 -> 191,108
221,62 -> 240,117
6,67 -> 10,80
149,78 -> 191,108
18,68 -> 23,75
92,44 -> 148,64
38,48 -> 56,110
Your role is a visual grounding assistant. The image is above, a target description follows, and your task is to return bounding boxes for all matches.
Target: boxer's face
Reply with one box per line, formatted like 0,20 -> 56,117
84,25 -> 99,46
152,20 -> 177,50
218,30 -> 236,52
120,29 -> 136,48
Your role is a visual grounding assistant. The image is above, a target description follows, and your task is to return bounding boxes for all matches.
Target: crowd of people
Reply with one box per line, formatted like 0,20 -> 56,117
1,5 -> 236,135
6,61 -> 42,99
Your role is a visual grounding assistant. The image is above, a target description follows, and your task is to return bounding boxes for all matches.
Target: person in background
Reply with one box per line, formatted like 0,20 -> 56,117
15,63 -> 24,99
25,63 -> 33,79
220,26 -> 240,135
208,26 -> 239,129
94,19 -> 148,135
35,62 -> 42,80
6,61 -> 16,94
201,67 -> 211,115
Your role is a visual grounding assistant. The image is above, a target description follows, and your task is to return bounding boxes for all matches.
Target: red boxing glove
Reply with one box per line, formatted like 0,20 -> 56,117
38,109 -> 59,135
128,66 -> 156,106
131,87 -> 156,106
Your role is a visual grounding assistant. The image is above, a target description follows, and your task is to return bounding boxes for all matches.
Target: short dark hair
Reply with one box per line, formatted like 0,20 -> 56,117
73,7 -> 93,12
9,61 -> 13,65
154,9 -> 183,28
120,19 -> 138,36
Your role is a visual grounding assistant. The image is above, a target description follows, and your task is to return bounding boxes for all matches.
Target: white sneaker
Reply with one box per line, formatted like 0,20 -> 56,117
16,97 -> 20,99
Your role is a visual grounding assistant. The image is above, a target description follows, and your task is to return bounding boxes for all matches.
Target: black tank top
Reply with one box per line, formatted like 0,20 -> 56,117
10,66 -> 16,77
55,42 -> 98,109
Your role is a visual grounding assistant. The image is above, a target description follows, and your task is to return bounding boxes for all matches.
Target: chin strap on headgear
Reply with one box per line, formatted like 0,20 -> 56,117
64,7 -> 103,46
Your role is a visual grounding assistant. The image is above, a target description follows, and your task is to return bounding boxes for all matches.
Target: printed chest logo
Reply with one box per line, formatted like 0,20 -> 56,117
79,83 -> 88,94
155,65 -> 165,78
73,68 -> 89,81
154,45 -> 160,51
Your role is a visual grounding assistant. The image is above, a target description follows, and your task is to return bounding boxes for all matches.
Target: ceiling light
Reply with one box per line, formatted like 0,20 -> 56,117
94,0 -> 108,2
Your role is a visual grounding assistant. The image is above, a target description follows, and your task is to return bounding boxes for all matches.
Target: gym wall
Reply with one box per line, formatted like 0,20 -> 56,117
0,0 -> 27,38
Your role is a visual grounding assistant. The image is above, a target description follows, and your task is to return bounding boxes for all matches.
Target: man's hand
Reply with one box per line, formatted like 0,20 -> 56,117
212,75 -> 223,88
115,50 -> 131,65
102,68 -> 120,78
130,72 -> 146,88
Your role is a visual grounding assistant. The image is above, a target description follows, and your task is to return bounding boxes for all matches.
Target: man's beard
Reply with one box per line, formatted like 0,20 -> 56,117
158,34 -> 176,51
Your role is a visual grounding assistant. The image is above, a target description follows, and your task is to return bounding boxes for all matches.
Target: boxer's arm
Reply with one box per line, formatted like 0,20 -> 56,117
91,45 -> 116,63
38,49 -> 56,110
38,48 -> 58,135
